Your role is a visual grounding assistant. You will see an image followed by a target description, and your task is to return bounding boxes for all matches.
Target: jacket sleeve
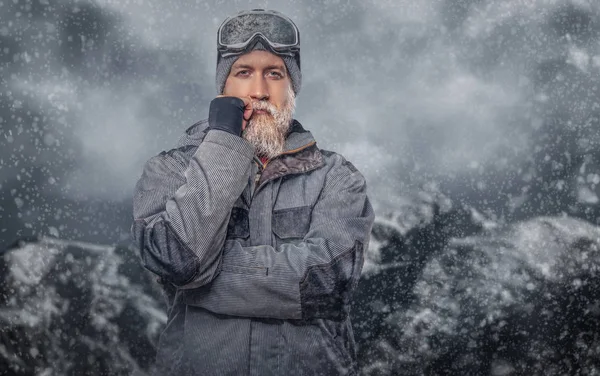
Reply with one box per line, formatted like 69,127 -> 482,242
131,129 -> 255,288
185,158 -> 375,321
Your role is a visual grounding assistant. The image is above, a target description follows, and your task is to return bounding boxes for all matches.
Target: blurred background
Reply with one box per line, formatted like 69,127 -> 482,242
1,0 -> 600,375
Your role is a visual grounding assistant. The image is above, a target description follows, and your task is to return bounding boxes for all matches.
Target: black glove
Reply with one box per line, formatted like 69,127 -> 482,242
208,96 -> 246,136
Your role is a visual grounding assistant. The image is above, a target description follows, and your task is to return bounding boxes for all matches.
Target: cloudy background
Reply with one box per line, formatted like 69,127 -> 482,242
1,0 -> 599,247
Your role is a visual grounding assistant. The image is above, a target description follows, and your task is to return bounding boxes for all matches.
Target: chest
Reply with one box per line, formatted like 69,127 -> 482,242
226,163 -> 325,248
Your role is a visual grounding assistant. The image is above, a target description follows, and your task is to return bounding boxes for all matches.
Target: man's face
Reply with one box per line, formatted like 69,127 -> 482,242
223,50 -> 291,108
223,50 -> 296,159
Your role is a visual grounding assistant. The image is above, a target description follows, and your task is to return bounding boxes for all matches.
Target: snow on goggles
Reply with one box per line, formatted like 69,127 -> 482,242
217,9 -> 300,61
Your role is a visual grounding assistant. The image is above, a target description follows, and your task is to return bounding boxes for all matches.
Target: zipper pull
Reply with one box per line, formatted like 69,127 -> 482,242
253,155 -> 264,171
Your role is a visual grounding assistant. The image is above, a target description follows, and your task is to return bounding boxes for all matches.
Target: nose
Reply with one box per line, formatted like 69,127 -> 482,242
249,75 -> 269,101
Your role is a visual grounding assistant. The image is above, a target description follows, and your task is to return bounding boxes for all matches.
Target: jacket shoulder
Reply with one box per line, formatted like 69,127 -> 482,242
176,119 -> 209,148
317,148 -> 367,194
318,148 -> 360,175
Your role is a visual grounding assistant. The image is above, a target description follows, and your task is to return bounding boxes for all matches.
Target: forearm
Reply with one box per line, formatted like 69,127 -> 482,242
185,186 -> 375,321
132,129 -> 254,288
184,236 -> 368,321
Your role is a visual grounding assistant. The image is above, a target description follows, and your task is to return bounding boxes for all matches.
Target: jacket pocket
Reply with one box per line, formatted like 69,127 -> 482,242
226,207 -> 250,239
272,206 -> 312,239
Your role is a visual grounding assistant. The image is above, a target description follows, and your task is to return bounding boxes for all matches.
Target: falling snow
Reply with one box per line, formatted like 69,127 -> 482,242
1,0 -> 600,375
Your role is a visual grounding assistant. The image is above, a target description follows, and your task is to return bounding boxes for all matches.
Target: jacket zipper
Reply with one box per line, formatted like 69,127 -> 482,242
252,156 -> 264,194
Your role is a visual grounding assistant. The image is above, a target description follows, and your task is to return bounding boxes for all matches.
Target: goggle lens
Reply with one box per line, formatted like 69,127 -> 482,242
219,13 -> 298,47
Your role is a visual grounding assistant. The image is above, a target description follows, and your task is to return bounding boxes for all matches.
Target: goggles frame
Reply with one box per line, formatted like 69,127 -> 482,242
217,9 -> 300,68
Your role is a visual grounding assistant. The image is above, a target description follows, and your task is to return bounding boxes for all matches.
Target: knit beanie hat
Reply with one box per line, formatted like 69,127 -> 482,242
216,41 -> 302,96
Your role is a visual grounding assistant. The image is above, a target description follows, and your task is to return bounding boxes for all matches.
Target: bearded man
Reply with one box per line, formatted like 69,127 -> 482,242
131,9 -> 374,376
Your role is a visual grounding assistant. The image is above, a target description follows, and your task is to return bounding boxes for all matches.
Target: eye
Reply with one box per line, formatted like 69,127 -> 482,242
236,70 -> 250,77
268,71 -> 284,79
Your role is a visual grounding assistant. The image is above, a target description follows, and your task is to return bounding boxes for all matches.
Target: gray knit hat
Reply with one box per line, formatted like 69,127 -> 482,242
215,40 -> 301,95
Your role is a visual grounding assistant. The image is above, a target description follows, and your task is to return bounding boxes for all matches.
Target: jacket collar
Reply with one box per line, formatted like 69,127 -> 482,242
256,119 -> 324,189
282,120 -> 315,153
178,119 -> 325,190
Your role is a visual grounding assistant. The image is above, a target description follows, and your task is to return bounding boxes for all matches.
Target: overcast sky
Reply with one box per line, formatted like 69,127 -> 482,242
1,0 -> 599,242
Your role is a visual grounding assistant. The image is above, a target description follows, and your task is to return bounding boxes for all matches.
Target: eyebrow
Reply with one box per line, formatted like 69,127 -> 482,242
232,64 -> 286,71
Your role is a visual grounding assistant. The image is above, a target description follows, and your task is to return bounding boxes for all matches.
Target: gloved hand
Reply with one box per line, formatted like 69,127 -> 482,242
208,96 -> 252,136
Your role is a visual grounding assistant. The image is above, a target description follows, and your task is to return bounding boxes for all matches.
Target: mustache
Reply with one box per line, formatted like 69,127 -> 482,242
251,101 -> 276,116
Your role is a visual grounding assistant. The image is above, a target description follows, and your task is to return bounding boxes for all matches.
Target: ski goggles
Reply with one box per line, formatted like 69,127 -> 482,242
217,9 -> 300,67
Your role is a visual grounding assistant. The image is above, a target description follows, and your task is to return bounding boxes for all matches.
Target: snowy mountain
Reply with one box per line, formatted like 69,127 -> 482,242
353,191 -> 600,375
0,237 -> 166,376
2,190 -> 599,375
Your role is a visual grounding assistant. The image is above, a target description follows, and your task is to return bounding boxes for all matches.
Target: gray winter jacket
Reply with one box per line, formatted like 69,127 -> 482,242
131,119 -> 374,376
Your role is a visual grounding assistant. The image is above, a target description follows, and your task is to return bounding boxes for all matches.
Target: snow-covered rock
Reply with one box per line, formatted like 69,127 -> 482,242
353,188 -> 491,349
0,237 -> 166,376
358,216 -> 600,375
